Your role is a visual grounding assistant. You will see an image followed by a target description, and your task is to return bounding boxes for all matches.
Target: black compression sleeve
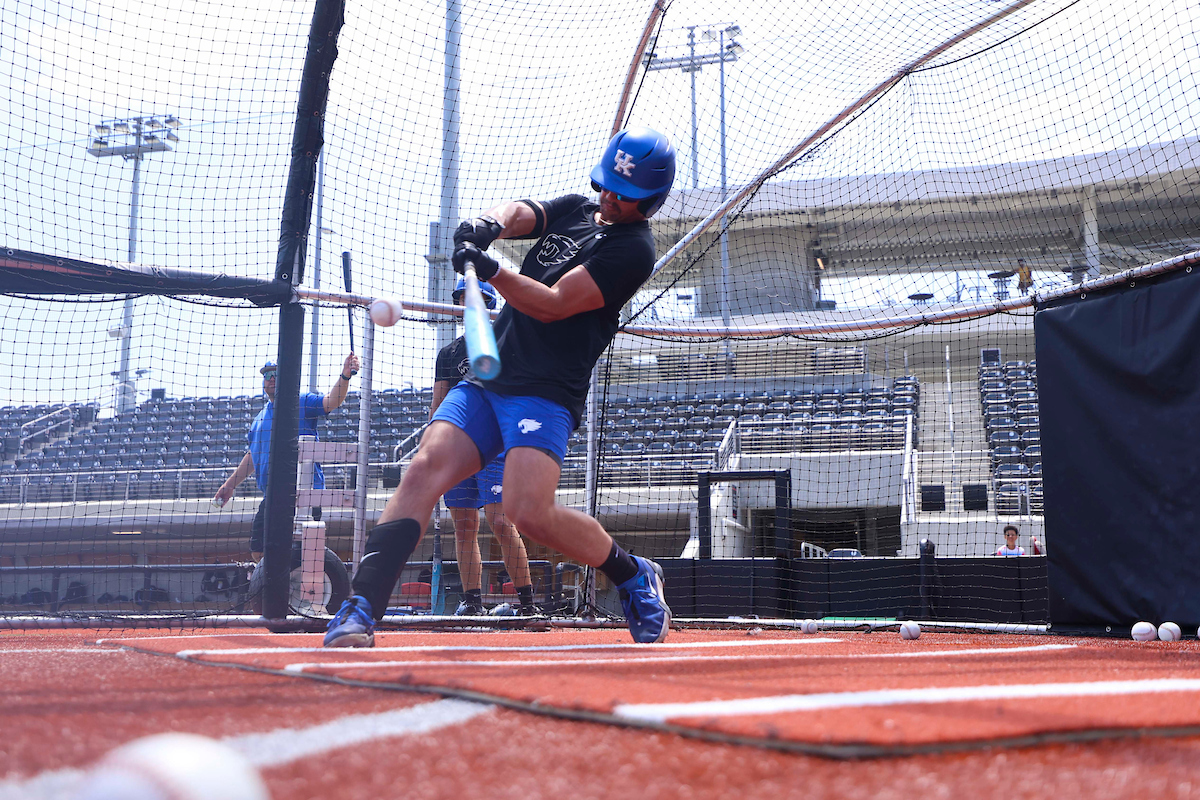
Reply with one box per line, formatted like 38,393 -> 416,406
518,199 -> 545,239
599,540 -> 639,587
351,517 -> 422,620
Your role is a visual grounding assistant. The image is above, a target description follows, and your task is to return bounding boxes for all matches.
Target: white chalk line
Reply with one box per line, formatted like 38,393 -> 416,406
281,643 -> 1076,673
614,677 -> 1200,722
0,698 -> 491,800
175,637 -> 840,658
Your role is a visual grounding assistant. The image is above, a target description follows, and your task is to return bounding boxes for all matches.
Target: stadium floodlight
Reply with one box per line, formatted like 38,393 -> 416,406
87,114 -> 183,415
644,23 -> 743,191
164,115 -> 181,128
646,24 -> 744,353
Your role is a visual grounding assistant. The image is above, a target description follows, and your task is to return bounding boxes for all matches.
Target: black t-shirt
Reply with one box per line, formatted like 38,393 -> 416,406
484,194 -> 655,427
435,336 -> 473,385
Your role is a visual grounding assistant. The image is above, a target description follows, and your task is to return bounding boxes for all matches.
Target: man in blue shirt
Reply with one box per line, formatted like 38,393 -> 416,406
215,352 -> 359,558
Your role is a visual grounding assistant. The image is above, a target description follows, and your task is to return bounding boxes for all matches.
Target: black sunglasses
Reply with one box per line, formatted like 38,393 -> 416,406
591,180 -> 638,203
262,370 -> 278,380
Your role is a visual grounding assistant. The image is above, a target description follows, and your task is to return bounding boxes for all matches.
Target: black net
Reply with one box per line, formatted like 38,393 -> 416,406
3,0 -> 1198,627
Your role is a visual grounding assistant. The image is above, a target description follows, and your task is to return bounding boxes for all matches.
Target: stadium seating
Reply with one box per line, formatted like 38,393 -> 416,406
1,378 -> 923,500
978,350 -> 1040,514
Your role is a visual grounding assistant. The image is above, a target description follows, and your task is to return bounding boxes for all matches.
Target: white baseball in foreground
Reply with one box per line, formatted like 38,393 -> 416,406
76,732 -> 268,800
899,620 -> 921,640
800,619 -> 818,634
1131,620 -> 1158,641
369,298 -> 404,327
1158,621 -> 1182,642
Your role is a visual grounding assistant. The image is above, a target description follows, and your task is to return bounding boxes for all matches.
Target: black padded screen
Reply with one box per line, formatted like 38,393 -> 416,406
1036,268 -> 1200,630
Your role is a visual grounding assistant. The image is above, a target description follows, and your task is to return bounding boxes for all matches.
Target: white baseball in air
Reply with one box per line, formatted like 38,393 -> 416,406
899,620 -> 921,640
800,619 -> 818,634
369,298 -> 404,327
75,733 -> 269,800
1157,621 -> 1182,642
1131,620 -> 1158,641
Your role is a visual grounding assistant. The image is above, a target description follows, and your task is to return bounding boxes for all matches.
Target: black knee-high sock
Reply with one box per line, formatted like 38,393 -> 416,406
598,540 -> 639,587
352,518 -> 422,620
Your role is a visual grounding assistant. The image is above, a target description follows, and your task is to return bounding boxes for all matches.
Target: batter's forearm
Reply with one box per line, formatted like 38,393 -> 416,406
483,200 -> 540,239
488,269 -> 559,321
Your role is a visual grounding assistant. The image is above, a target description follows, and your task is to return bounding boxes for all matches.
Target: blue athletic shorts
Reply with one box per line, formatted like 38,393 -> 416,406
444,454 -> 506,509
432,382 -> 572,466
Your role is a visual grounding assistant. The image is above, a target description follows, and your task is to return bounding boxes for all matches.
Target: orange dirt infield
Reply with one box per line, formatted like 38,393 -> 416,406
6,628 -> 1200,799
100,626 -> 1200,756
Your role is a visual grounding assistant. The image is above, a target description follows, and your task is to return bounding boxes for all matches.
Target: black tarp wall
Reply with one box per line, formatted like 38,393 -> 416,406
1036,267 -> 1200,632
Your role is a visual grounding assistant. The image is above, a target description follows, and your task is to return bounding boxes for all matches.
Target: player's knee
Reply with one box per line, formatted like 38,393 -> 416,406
502,501 -> 549,541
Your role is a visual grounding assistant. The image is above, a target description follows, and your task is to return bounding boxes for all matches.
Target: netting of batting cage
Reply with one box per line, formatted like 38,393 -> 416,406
2,0 -> 1199,630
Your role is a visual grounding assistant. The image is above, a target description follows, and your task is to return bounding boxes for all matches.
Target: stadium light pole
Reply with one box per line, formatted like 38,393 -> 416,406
430,0 -> 463,356
88,114 -> 181,416
709,25 -> 743,357
644,24 -> 742,335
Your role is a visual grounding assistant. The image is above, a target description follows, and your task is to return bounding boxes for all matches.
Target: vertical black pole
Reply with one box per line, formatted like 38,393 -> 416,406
262,303 -> 305,619
775,470 -> 792,617
773,470 -> 791,559
919,537 -> 937,619
698,473 -> 712,560
263,0 -> 345,620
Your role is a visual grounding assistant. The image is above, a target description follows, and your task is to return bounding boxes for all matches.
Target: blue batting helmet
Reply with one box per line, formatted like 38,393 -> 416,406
452,278 -> 498,309
260,360 -> 277,375
589,126 -> 676,218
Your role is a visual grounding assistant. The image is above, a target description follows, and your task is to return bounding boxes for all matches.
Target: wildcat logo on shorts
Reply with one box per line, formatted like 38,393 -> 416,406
613,150 -> 636,176
518,418 -> 542,434
489,484 -> 502,495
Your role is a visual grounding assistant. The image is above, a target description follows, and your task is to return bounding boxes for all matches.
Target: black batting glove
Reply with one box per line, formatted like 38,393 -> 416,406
451,243 -> 501,281
453,215 -> 504,251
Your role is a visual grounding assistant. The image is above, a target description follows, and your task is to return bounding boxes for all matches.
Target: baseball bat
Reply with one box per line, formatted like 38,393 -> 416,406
462,262 -> 501,380
342,251 -> 358,375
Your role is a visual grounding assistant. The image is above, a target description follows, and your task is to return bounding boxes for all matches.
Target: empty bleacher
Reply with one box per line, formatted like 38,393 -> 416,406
979,352 -> 1042,515
0,374 -> 920,504
560,377 -> 919,489
0,388 -> 432,504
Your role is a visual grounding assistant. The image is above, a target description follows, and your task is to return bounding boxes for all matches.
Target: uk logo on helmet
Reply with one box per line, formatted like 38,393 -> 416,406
613,150 -> 636,176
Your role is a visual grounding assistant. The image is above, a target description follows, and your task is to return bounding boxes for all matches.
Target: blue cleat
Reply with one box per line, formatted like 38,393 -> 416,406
323,595 -> 375,648
617,557 -> 671,643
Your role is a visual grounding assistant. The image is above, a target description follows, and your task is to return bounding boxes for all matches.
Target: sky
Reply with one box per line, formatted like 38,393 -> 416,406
2,0 -> 1198,407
